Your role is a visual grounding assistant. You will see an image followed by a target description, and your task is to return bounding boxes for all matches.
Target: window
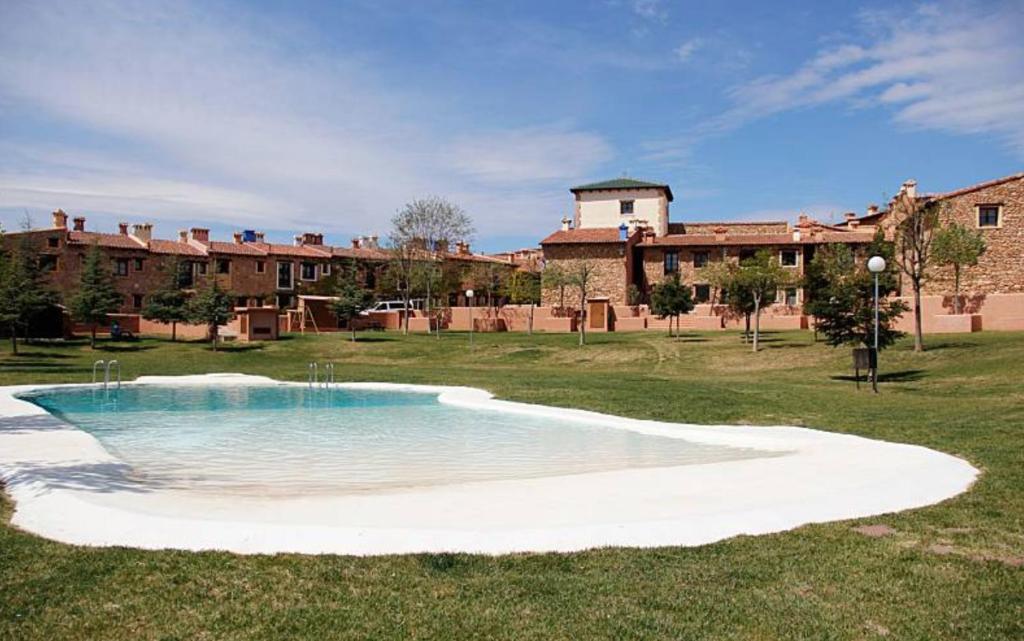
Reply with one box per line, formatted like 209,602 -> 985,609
256,260 -> 266,274
132,294 -> 143,309
253,297 -> 264,307
693,251 -> 709,268
195,262 -> 208,276
277,261 -> 293,289
236,297 -> 248,308
978,205 -> 1000,228
115,258 -> 129,277
783,287 -> 798,306
47,237 -> 59,248
321,263 -> 331,276
39,255 -> 58,272
664,250 -> 679,274
620,200 -> 634,215
739,248 -> 756,262
694,284 -> 711,303
276,293 -> 293,309
216,259 -> 231,274
301,262 -> 317,281
133,258 -> 145,271
780,250 -> 798,267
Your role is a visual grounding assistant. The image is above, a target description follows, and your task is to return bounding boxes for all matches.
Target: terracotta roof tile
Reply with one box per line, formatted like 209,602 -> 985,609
67,231 -> 147,250
332,246 -> 390,261
924,172 -> 1024,201
248,242 -> 332,258
540,228 -> 624,245
207,241 -> 267,256
147,239 -> 207,256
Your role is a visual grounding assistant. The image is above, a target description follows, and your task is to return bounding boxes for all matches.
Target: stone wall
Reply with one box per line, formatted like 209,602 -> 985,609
541,243 -> 628,306
923,177 -> 1024,296
672,221 -> 790,235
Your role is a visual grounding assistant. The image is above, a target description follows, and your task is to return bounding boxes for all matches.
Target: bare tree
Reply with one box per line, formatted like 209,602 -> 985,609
568,261 -> 597,347
892,188 -> 938,352
389,197 -> 474,335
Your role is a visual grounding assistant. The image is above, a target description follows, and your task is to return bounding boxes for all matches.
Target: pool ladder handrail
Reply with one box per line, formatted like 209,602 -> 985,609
308,362 -> 334,388
92,359 -> 121,390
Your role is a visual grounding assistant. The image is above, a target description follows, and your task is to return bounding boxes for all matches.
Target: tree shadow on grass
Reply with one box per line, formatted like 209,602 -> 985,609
7,351 -> 75,359
95,343 -> 158,353
830,369 -> 927,383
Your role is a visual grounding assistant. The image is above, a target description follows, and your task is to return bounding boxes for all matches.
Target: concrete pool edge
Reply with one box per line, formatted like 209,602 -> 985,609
0,373 -> 979,555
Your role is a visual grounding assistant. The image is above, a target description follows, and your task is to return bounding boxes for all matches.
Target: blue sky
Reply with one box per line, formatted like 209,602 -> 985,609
1,0 -> 1022,251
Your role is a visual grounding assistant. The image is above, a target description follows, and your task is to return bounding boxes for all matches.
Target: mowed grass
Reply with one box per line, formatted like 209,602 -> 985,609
1,329 -> 1023,640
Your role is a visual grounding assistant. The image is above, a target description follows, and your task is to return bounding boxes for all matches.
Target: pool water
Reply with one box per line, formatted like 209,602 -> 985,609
25,385 -> 774,495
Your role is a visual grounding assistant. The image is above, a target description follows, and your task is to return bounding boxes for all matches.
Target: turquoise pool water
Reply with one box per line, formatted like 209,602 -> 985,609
24,386 -> 772,495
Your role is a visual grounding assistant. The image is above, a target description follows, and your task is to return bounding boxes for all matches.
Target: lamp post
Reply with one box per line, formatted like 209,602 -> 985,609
867,256 -> 886,392
466,289 -> 475,346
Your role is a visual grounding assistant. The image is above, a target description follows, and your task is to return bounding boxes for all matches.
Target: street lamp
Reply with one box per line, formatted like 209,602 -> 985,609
867,255 -> 886,392
466,289 -> 475,346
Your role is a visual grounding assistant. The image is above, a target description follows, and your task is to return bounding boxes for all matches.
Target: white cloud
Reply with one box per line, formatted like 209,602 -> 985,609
0,1 -> 612,243
674,38 -> 703,63
713,3 -> 1024,155
631,0 -> 667,22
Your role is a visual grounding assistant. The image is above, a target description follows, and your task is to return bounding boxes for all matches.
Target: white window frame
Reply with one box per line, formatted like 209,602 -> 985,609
300,262 -> 317,281
977,204 -> 1002,229
321,263 -> 331,276
255,260 -> 266,274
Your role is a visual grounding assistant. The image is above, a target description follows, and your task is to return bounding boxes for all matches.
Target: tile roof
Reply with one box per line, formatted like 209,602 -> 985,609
540,228 -> 625,245
206,241 -> 267,256
248,242 -> 333,258
642,230 -> 876,247
570,178 -> 673,201
331,246 -> 391,261
67,231 -> 147,250
147,239 -> 208,256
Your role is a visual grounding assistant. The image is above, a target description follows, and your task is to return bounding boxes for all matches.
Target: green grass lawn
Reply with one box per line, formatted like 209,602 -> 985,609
1,329 -> 1023,640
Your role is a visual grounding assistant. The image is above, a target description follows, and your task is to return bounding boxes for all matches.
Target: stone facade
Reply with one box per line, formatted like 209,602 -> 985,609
540,243 -> 628,307
923,176 -> 1023,297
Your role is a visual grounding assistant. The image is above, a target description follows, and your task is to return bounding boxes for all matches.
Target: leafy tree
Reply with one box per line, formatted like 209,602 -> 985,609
466,262 -> 507,308
541,263 -> 571,311
649,273 -> 694,338
141,256 -> 189,341
733,250 -> 791,352
568,261 -> 597,347
697,260 -> 731,316
389,196 -> 474,335
331,267 -> 374,342
892,190 -> 938,352
187,276 -> 234,351
931,222 -> 986,315
506,270 -> 541,334
807,240 -> 907,350
68,244 -> 123,349
0,230 -> 55,353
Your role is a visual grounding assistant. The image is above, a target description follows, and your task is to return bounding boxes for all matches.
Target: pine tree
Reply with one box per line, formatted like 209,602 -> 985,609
141,257 -> 189,340
187,276 -> 234,350
68,244 -> 123,349
332,268 -> 374,342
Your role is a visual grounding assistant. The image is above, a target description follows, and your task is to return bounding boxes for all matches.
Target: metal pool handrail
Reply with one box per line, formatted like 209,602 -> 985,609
104,360 -> 121,390
323,363 -> 334,388
92,360 -> 106,384
308,362 -> 318,388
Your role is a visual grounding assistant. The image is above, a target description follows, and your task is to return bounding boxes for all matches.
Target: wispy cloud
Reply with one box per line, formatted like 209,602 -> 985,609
709,3 -> 1024,153
674,38 -> 703,63
631,0 -> 668,22
0,1 -> 613,241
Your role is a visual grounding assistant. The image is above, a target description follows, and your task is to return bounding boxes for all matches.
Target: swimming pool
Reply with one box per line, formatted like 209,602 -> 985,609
24,385 -> 776,495
0,374 -> 978,555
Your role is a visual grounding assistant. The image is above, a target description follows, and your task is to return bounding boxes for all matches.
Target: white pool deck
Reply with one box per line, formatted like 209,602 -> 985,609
0,373 -> 978,556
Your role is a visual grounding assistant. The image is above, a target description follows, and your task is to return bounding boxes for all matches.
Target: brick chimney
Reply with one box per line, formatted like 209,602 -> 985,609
52,209 -> 68,229
190,228 -> 210,244
118,222 -> 129,235
351,237 -> 361,249
233,232 -> 243,244
561,216 -> 571,232
866,204 -> 879,216
301,232 -> 323,245
713,225 -> 727,242
72,217 -> 86,231
179,229 -> 189,243
456,241 -> 470,255
844,212 -> 856,223
131,223 -> 153,243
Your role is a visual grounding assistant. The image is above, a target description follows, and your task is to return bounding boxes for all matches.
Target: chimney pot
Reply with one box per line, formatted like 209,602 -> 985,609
52,209 -> 68,229
844,212 -> 856,221
867,204 -> 879,216
73,217 -> 86,231
118,222 -> 129,235
561,216 -> 571,232
902,179 -> 917,199
131,223 -> 153,243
